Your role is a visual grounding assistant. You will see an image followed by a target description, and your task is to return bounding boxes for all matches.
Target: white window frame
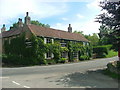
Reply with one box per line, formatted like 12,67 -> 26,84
46,52 -> 52,59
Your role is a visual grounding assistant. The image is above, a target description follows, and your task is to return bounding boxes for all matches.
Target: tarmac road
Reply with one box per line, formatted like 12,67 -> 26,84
1,56 -> 119,88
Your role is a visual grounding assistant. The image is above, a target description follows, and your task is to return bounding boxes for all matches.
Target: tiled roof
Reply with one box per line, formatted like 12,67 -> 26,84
1,24 -> 89,42
28,24 -> 89,42
1,28 -> 22,38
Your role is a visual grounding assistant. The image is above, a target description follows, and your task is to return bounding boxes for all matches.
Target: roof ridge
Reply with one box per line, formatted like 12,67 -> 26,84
28,24 -> 84,35
28,24 -> 89,42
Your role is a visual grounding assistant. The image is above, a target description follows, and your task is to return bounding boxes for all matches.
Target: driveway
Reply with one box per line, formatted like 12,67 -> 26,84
1,56 -> 119,88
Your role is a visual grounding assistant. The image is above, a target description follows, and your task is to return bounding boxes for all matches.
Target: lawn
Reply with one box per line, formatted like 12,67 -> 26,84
106,50 -> 118,58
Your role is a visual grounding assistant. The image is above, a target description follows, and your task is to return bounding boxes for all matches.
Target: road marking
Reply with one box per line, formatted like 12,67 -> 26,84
0,77 -> 9,79
23,86 -> 30,88
12,81 -> 20,85
12,81 -> 30,88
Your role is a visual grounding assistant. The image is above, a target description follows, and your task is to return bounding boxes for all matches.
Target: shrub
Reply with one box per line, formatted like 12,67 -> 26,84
46,59 -> 56,65
93,45 -> 109,58
58,58 -> 67,63
80,55 -> 88,60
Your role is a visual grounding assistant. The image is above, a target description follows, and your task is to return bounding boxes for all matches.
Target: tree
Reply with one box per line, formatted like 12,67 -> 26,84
12,22 -> 19,29
85,33 -> 99,46
96,0 -> 120,60
10,20 -> 50,30
31,20 -> 50,28
96,0 -> 120,51
98,25 -> 116,45
74,30 -> 84,35
74,31 -> 99,46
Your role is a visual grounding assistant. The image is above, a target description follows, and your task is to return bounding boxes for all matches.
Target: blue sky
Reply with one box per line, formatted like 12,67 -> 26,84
0,0 -> 103,35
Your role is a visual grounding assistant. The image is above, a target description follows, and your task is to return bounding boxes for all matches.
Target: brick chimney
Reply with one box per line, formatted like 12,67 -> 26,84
1,24 -> 6,33
68,24 -> 72,33
24,12 -> 31,25
18,18 -> 23,27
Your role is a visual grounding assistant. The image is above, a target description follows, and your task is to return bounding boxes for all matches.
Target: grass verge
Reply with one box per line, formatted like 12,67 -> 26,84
106,50 -> 118,58
102,69 -> 120,80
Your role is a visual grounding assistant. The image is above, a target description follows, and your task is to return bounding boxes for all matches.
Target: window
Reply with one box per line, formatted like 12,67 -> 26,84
60,40 -> 67,47
61,52 -> 67,58
61,43 -> 66,47
73,52 -> 78,59
47,52 -> 51,59
46,38 -> 51,43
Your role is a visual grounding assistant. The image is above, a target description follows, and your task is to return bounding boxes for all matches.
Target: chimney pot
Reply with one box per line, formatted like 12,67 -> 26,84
18,18 -> 21,21
10,26 -> 13,30
1,24 -> 6,32
3,24 -> 5,27
69,24 -> 71,27
25,12 -> 31,25
18,18 -> 23,27
26,12 -> 29,16
68,24 -> 72,33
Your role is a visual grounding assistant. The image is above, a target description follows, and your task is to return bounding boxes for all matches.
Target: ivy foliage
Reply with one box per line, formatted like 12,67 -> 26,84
68,41 -> 92,61
3,33 -> 92,66
3,33 -> 47,66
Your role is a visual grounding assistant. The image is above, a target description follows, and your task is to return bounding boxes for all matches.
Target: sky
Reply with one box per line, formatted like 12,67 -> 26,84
0,0 -> 103,35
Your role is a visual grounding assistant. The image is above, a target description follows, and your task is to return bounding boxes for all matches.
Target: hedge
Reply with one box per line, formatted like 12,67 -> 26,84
93,45 -> 112,58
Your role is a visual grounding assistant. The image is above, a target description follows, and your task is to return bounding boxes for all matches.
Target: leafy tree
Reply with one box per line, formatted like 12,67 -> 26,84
96,0 -> 120,51
85,33 -> 99,46
98,25 -> 116,45
74,30 -> 84,35
74,31 -> 99,46
12,22 -> 19,29
31,20 -> 50,28
10,20 -> 50,30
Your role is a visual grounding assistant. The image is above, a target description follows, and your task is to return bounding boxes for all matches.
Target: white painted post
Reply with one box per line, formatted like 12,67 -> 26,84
51,38 -> 54,44
44,53 -> 47,59
51,53 -> 54,58
44,38 -> 46,44
83,42 -> 85,46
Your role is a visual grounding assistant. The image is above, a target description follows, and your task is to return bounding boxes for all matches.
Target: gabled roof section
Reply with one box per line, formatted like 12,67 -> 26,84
1,28 -> 22,38
28,24 -> 89,42
1,24 -> 89,42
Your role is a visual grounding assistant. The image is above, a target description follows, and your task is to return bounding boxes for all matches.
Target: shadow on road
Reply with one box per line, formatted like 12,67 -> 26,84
55,69 -> 118,88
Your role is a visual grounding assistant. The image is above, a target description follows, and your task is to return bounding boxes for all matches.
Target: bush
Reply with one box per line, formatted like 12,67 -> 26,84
80,55 -> 89,60
93,45 -> 109,58
105,50 -> 118,58
58,58 -> 67,63
2,54 -> 40,66
46,59 -> 56,65
104,45 -> 112,50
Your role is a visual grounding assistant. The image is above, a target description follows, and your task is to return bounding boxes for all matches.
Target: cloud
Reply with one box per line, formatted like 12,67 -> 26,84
86,0 -> 102,10
80,20 -> 100,35
62,18 -> 68,21
52,23 -> 68,31
51,19 -> 100,35
0,0 -> 68,27
76,14 -> 84,19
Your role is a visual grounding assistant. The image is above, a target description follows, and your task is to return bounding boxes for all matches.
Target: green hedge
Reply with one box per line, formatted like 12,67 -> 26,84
93,45 -> 112,58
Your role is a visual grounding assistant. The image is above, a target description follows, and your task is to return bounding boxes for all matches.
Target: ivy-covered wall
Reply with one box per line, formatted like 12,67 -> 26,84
2,33 -> 92,66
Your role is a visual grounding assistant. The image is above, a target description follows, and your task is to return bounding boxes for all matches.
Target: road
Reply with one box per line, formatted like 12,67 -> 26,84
1,56 -> 119,88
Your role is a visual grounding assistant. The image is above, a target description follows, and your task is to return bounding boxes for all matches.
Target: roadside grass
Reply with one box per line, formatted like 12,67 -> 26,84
102,69 -> 120,80
105,50 -> 118,58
